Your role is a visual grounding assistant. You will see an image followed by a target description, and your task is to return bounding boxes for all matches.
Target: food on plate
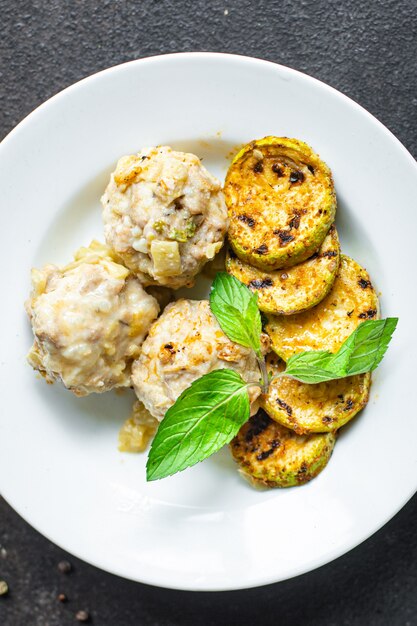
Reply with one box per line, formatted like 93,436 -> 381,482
26,241 -> 159,396
224,137 -> 336,271
226,224 -> 340,314
266,255 -> 379,361
261,353 -> 371,433
230,408 -> 336,488
102,146 -> 228,289
202,243 -> 227,278
25,137 -> 396,490
132,298 -> 269,421
118,400 -> 159,452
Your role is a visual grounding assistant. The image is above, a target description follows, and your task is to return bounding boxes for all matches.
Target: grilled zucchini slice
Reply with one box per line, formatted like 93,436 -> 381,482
266,255 -> 379,361
230,408 -> 336,488
225,137 -> 336,271
261,354 -> 371,434
226,224 -> 340,315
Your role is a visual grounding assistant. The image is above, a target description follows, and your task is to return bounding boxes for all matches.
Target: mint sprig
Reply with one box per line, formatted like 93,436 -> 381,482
146,369 -> 250,481
283,318 -> 398,384
146,273 -> 398,481
210,272 -> 262,356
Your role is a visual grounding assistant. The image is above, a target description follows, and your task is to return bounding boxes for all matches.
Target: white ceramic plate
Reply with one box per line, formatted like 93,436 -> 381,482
1,53 -> 416,591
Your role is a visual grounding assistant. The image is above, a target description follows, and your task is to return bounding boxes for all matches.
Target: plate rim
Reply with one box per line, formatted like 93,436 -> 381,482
1,51 -> 416,168
1,51 -> 417,591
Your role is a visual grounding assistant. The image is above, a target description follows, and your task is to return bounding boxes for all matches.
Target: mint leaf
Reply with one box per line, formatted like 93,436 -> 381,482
146,369 -> 250,481
333,317 -> 398,375
281,350 -> 340,384
210,272 -> 262,355
283,318 -> 398,384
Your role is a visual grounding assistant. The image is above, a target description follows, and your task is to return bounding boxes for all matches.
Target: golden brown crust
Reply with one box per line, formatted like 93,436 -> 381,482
225,137 -> 336,270
260,354 -> 371,434
266,255 -> 380,361
226,224 -> 340,315
230,409 -> 336,488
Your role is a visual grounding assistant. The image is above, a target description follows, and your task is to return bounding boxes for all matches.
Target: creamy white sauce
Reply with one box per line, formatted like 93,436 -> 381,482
132,299 -> 267,421
102,146 -> 228,289
26,244 -> 159,396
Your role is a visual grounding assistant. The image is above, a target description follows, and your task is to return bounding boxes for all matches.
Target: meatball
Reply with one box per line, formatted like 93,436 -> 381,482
26,241 -> 159,396
101,146 -> 228,289
132,299 -> 268,421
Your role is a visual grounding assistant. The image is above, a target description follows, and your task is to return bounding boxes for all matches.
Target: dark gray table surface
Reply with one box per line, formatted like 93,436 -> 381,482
1,1 -> 416,624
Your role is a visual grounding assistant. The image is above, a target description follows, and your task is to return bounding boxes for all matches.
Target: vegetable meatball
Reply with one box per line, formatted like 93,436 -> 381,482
102,146 -> 228,289
132,299 -> 269,421
26,241 -> 159,396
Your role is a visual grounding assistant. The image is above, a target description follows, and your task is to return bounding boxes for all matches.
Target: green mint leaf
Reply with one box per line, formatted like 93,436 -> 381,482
334,317 -> 398,375
282,350 -> 339,384
284,318 -> 398,384
210,272 -> 262,355
146,369 -> 250,481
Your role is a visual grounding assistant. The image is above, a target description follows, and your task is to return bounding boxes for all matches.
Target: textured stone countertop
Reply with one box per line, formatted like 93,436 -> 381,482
1,1 -> 416,624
